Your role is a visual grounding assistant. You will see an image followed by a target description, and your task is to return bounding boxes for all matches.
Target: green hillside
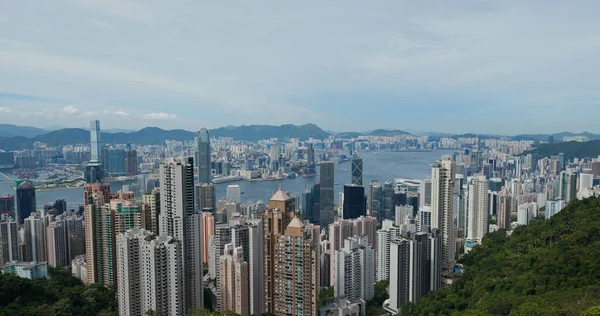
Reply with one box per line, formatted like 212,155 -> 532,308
524,140 -> 600,161
403,196 -> 600,316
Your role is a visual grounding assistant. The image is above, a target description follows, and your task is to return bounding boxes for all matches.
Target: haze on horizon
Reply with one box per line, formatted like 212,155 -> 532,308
0,0 -> 599,134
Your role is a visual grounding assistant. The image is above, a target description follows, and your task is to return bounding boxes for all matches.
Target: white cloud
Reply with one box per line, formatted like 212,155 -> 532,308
115,111 -> 129,116
63,105 -> 79,114
0,107 -> 13,113
143,112 -> 177,120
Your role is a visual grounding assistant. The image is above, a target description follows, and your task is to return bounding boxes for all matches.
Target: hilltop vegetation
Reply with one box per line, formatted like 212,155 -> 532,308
0,267 -> 116,315
524,140 -> 600,161
402,196 -> 600,315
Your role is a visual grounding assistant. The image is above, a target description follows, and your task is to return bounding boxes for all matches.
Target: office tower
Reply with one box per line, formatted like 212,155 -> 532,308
320,161 -> 335,228
220,244 -> 249,316
310,184 -> 321,225
262,188 -> 294,313
227,185 -> 241,203
302,187 -> 314,223
383,181 -> 395,221
23,214 -> 46,262
454,175 -> 466,231
196,128 -> 212,184
467,175 -> 489,241
0,194 -> 15,218
90,120 -> 102,162
248,219 -> 264,315
329,220 -> 354,285
46,220 -> 68,267
273,218 -> 319,315
497,188 -> 512,230
376,220 -> 398,281
307,143 -> 315,174
334,235 -> 374,302
351,153 -> 363,186
116,228 -> 184,316
16,181 -> 36,225
202,212 -> 214,263
141,188 -> 160,235
125,146 -> 138,176
196,183 -> 216,212
369,181 -> 383,221
342,184 -> 366,220
86,120 -> 104,184
0,220 -> 20,266
159,157 -> 203,311
385,230 -> 441,314
565,172 -> 578,203
431,159 -> 456,273
107,149 -> 126,175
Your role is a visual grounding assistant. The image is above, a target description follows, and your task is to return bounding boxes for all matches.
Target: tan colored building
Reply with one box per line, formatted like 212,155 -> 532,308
141,188 -> 160,235
273,217 -> 319,316
263,187 -> 295,313
220,244 -> 249,316
202,212 -> 214,263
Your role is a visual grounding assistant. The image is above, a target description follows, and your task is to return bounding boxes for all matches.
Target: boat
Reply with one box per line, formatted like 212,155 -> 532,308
341,168 -> 348,171
241,192 -> 245,194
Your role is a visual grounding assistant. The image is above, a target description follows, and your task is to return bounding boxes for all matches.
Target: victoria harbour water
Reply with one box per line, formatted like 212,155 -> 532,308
0,151 -> 452,210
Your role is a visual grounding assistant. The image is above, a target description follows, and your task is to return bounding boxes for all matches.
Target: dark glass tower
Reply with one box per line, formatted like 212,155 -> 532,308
16,181 -> 36,224
196,128 -> 211,184
320,162 -> 334,228
342,184 -> 366,220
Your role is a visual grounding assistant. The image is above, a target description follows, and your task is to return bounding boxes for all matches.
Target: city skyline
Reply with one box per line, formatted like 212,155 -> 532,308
1,1 -> 599,134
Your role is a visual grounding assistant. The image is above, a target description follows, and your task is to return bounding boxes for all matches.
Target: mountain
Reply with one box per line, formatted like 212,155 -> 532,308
210,123 -> 330,141
0,124 -> 47,138
406,196 -> 600,315
513,132 -> 600,142
0,124 -> 331,150
524,140 -> 600,161
367,129 -> 411,137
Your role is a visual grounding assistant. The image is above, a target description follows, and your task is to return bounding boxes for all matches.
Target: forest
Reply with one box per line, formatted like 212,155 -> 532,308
402,196 -> 600,316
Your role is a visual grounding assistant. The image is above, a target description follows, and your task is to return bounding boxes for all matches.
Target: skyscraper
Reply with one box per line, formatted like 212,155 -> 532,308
0,194 -> 15,218
369,181 -> 383,221
262,188 -> 294,313
219,244 -> 249,316
334,235 -> 374,302
227,185 -> 241,203
141,188 -> 160,235
351,153 -> 363,186
24,213 -> 46,262
125,146 -> 138,176
376,221 -> 398,282
16,181 -> 36,225
116,228 -> 184,316
0,219 -> 20,266
329,220 -> 354,285
201,212 -> 214,263
196,128 -> 212,184
196,183 -> 216,211
159,157 -> 203,311
320,161 -> 335,228
63,213 -> 85,264
497,187 -> 512,229
342,184 -> 366,220
306,143 -> 315,174
431,159 -> 456,274
46,220 -> 68,267
467,175 -> 489,241
247,219 -> 263,315
273,218 -> 319,316
86,120 -> 104,184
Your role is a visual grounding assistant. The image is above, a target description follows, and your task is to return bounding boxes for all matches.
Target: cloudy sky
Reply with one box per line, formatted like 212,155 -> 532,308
1,0 -> 599,134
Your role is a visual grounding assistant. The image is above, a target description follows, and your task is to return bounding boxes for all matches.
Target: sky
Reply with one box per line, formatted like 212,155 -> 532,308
0,0 -> 599,134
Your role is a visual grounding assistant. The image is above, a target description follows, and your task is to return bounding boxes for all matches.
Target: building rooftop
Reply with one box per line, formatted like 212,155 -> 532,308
270,189 -> 291,202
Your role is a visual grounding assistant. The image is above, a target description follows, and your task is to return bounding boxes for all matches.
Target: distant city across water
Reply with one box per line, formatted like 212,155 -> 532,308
0,150 -> 453,211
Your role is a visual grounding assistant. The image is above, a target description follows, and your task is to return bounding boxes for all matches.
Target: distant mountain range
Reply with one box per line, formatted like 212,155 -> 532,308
524,139 -> 600,161
0,123 -> 599,150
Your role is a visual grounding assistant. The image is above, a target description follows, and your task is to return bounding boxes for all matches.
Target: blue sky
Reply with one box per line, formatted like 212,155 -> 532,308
0,0 -> 599,134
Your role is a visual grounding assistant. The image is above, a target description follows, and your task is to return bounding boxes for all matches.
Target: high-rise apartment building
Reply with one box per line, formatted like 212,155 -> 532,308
376,220 -> 398,282
201,212 -> 214,264
219,244 -> 249,316
24,213 -> 46,263
159,157 -> 203,311
46,220 -> 68,267
273,218 -> 319,316
565,172 -> 578,203
141,188 -> 160,235
247,219 -> 263,315
431,159 -> 456,273
63,213 -> 85,263
351,153 -> 363,186
116,228 -> 184,316
0,219 -> 19,266
467,175 -> 489,241
0,195 -> 15,218
196,183 -> 216,211
113,198 -> 142,235
320,162 -> 335,228
212,224 -> 231,308
196,128 -> 212,184
497,187 -> 512,229
262,188 -> 294,313
334,235 -> 374,302
227,185 -> 241,204
16,181 -> 36,225
329,220 -> 354,285
125,146 -> 138,176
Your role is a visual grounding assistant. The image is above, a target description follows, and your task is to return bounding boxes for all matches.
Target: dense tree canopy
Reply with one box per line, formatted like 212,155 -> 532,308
0,266 -> 116,316
403,196 -> 600,315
